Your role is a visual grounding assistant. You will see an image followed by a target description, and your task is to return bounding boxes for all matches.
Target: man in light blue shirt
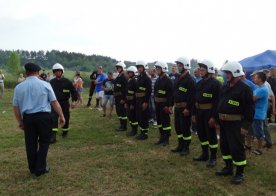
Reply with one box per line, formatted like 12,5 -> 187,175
13,63 -> 65,177
252,72 -> 269,155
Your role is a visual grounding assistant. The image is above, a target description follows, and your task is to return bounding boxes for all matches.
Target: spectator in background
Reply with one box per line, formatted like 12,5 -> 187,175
0,70 -> 5,99
252,72 -> 269,155
17,73 -> 25,83
40,70 -> 47,81
193,68 -> 202,84
213,68 -> 224,84
87,70 -> 98,107
148,67 -> 158,126
241,70 -> 256,91
102,72 -> 115,117
95,66 -> 107,110
46,72 -> 53,82
73,71 -> 84,105
169,65 -> 179,86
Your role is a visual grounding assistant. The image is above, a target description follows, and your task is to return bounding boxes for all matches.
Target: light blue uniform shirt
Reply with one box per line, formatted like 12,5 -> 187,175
13,76 -> 56,115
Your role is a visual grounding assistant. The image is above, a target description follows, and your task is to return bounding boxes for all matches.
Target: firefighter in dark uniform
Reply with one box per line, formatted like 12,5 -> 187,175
125,66 -> 138,136
154,61 -> 173,146
113,62 -> 128,131
135,60 -> 152,140
171,57 -> 196,155
50,63 -> 78,143
215,61 -> 254,185
192,60 -> 221,167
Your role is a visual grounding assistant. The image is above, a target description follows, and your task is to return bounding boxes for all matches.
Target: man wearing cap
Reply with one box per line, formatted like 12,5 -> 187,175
13,63 -> 65,176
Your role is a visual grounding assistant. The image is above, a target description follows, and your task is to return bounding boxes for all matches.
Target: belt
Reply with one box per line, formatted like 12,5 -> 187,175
175,102 -> 187,108
195,103 -> 213,110
113,92 -> 122,96
154,97 -> 167,103
136,92 -> 146,98
219,113 -> 242,121
126,95 -> 134,100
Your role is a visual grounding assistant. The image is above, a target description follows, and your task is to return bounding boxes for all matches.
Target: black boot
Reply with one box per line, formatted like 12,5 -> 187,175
62,131 -> 68,139
171,138 -> 184,153
86,98 -> 92,107
216,160 -> 233,176
136,131 -> 148,140
193,145 -> 209,161
155,128 -> 164,145
206,148 -> 217,168
127,126 -> 137,136
231,166 -> 244,185
122,119 -> 127,131
50,132 -> 57,144
116,120 -> 126,131
180,140 -> 190,156
161,133 -> 170,147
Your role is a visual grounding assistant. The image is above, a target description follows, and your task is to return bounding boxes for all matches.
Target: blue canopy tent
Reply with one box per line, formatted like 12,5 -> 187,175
239,50 -> 276,79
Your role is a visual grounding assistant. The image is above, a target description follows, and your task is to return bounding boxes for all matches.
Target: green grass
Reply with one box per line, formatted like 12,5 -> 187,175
0,89 -> 276,195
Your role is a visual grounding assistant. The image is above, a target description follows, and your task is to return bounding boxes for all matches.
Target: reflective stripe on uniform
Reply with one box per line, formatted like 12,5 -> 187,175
63,89 -> 70,93
222,155 -> 232,160
177,134 -> 183,138
62,128 -> 69,131
233,160 -> 247,166
179,87 -> 187,92
203,93 -> 213,98
209,144 -> 218,149
52,128 -> 58,132
201,141 -> 209,146
128,90 -> 134,94
183,136 -> 192,141
163,126 -> 171,131
121,116 -> 128,120
132,122 -> 138,126
158,90 -> 166,95
139,87 -> 146,91
158,125 -> 162,128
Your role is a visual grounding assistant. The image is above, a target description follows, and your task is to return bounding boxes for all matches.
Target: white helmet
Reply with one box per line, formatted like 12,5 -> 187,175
221,61 -> 245,77
115,62 -> 126,70
52,63 -> 64,72
198,59 -> 215,74
175,57 -> 191,70
127,66 -> 137,73
136,60 -> 147,69
155,61 -> 168,73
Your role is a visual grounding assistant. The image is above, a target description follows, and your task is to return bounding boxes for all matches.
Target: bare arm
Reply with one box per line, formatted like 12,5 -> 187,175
13,106 -> 24,129
51,100 -> 66,127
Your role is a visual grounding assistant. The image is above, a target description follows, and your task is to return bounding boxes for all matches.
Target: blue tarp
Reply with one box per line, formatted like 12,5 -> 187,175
239,50 -> 276,79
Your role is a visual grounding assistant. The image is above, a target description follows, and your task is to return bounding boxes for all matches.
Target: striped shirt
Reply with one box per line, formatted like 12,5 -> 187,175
150,75 -> 158,96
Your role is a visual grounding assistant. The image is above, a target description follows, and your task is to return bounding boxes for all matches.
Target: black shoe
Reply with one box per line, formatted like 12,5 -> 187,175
136,133 -> 148,140
180,148 -> 189,156
116,127 -> 127,132
62,131 -> 68,139
86,103 -> 91,107
216,167 -> 233,176
231,173 -> 244,185
155,136 -> 164,145
171,141 -> 183,153
193,154 -> 209,161
162,139 -> 169,147
127,130 -> 137,137
50,133 -> 57,144
35,167 -> 50,177
206,159 -> 216,168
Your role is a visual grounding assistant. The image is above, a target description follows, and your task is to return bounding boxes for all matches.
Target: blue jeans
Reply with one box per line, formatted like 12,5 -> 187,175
252,119 -> 265,139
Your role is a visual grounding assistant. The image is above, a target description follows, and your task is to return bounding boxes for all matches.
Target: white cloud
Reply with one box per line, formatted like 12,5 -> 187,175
0,0 -> 275,67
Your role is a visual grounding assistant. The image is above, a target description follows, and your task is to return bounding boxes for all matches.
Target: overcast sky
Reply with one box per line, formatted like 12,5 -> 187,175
0,0 -> 275,67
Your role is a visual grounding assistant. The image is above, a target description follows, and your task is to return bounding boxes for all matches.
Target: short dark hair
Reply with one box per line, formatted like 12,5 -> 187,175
256,72 -> 267,83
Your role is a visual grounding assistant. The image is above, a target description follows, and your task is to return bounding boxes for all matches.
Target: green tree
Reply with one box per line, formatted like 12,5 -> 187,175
7,51 -> 22,75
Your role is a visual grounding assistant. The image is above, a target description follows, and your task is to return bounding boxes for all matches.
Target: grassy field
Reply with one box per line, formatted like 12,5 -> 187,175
0,89 -> 275,196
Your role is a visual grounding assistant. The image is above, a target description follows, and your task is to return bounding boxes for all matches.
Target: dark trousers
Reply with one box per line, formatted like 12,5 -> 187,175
136,100 -> 149,133
115,96 -> 127,126
174,107 -> 191,141
219,121 -> 246,166
196,109 -> 218,149
88,85 -> 95,98
23,112 -> 51,173
127,104 -> 137,127
51,101 -> 70,131
155,103 -> 171,133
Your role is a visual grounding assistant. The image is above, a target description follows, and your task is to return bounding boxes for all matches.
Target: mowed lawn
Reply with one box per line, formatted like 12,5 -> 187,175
0,89 -> 275,195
